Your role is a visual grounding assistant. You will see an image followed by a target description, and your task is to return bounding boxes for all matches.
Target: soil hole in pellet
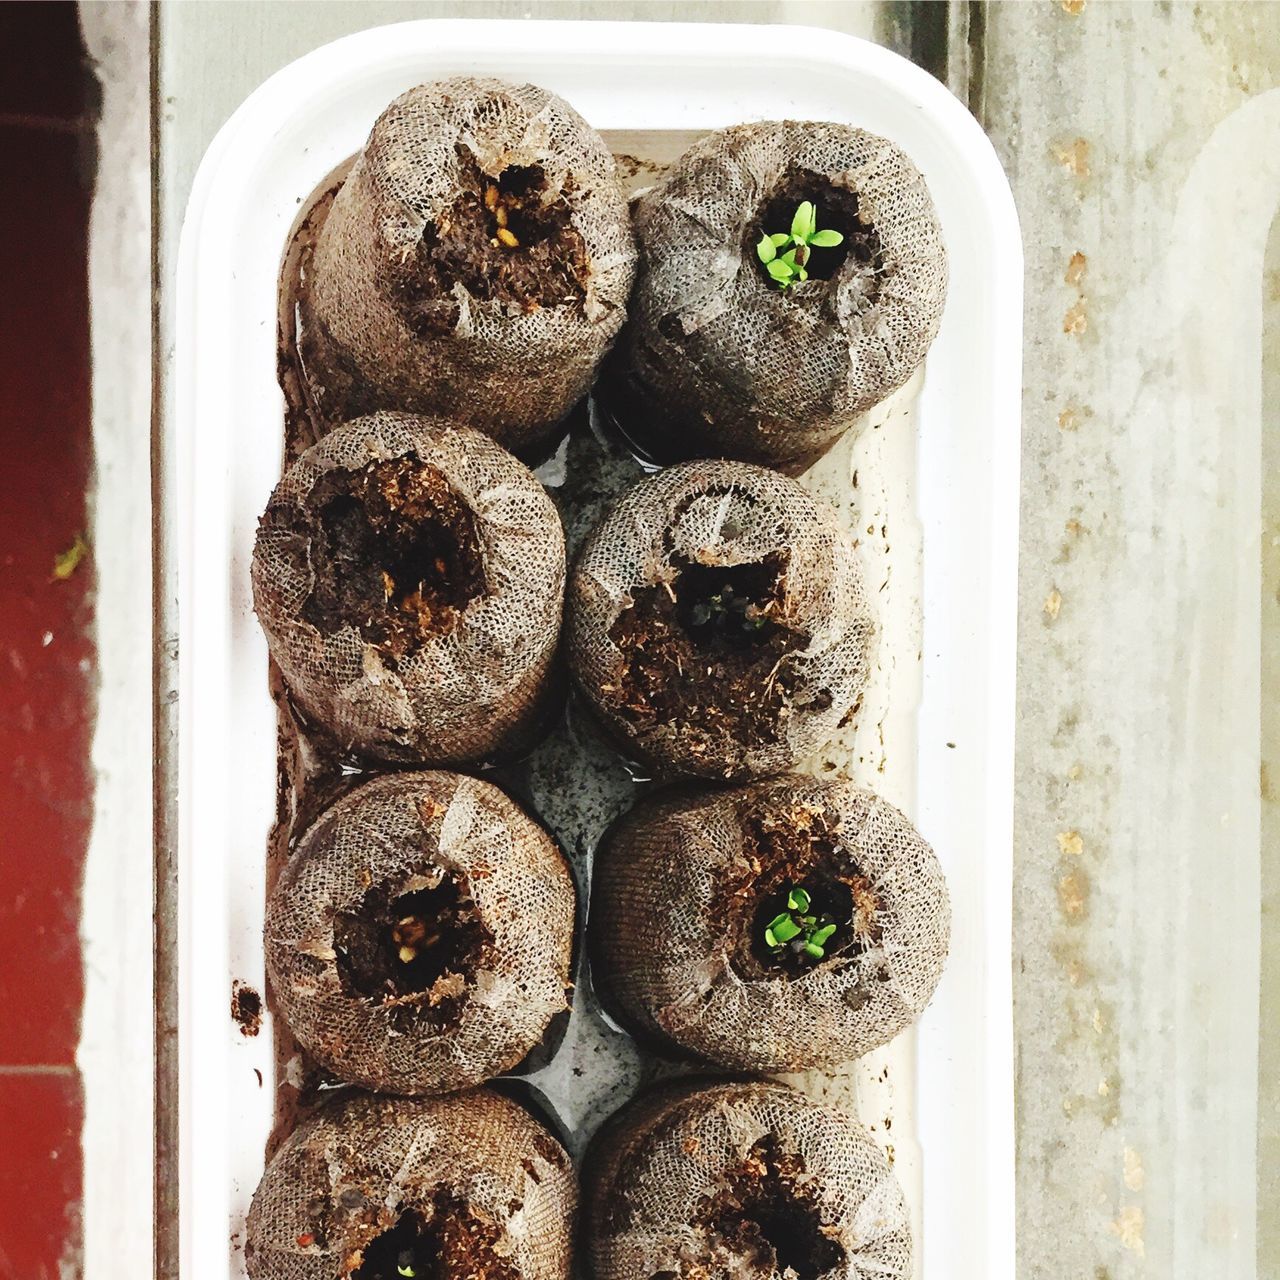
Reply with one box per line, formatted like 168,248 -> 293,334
332,872 -> 495,1032
299,457 -> 486,663
391,145 -> 590,337
352,1197 -> 521,1280
747,167 -> 882,291
726,803 -> 883,981
608,551 -> 809,753
695,1136 -> 844,1280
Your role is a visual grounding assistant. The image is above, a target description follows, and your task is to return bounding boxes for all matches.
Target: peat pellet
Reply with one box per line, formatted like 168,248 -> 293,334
246,1090 -> 575,1280
566,459 -> 874,781
589,775 -> 950,1071
252,411 -> 565,766
585,1080 -> 911,1280
609,120 -> 947,472
301,77 -> 637,457
265,771 -> 574,1095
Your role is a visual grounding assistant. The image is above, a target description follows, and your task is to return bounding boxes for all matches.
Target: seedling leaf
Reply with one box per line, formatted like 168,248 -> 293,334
769,913 -> 802,943
792,201 -> 815,240
809,228 -> 844,248
766,259 -> 793,283
756,234 -> 777,264
787,887 -> 811,912
804,942 -> 825,960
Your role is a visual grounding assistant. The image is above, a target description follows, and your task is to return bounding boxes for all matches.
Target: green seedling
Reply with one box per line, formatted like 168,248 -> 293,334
762,885 -> 839,962
755,201 -> 845,290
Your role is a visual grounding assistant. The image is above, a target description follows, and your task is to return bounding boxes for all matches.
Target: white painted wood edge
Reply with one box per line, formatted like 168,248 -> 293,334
78,2 -> 155,1277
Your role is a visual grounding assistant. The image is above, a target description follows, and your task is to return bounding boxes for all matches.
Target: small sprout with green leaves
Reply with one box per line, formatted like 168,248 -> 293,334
397,1264 -> 417,1278
755,201 -> 845,290
763,884 -> 839,962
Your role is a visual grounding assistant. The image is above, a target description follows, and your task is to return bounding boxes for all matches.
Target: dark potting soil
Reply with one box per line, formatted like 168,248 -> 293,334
299,456 -> 487,662
694,1135 -> 843,1280
390,145 -> 591,337
332,872 -> 495,1033
352,1196 -> 520,1280
747,166 -> 883,294
607,552 -> 812,764
725,800 -> 883,981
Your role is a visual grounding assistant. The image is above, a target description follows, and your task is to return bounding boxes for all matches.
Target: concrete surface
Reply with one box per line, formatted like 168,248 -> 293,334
150,1 -> 1279,1276
979,4 -> 1279,1275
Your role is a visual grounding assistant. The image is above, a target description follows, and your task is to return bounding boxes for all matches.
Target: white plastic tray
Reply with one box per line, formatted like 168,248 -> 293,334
176,19 -> 1021,1280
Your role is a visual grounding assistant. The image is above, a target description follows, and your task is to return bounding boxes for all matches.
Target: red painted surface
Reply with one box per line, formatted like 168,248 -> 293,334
0,3 -> 94,1276
0,1074 -> 84,1278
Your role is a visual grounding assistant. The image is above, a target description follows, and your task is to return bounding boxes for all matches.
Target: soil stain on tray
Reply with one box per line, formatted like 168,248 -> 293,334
231,981 -> 263,1037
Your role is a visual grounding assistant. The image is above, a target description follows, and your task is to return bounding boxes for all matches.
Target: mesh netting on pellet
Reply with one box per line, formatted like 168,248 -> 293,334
301,77 -> 637,457
609,120 -> 946,472
566,459 -> 874,781
585,1079 -> 911,1280
246,1089 -> 576,1280
265,771 -> 574,1095
589,775 -> 949,1072
251,412 -> 565,766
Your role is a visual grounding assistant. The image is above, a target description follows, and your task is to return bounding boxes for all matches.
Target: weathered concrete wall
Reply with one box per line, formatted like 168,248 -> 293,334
980,3 -> 1280,1276
1261,203 -> 1280,1279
